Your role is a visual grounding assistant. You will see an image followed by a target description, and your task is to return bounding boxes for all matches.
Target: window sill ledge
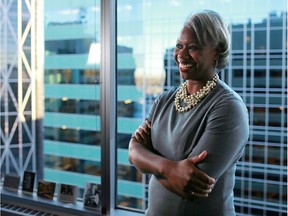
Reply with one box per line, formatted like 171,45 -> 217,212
1,188 -> 101,216
1,188 -> 144,216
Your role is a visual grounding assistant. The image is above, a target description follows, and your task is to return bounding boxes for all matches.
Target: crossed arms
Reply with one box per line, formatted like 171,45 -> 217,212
128,97 -> 249,200
128,120 -> 215,200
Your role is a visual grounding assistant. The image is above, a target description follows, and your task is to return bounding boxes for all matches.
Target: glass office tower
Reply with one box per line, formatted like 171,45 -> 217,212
43,0 -> 102,197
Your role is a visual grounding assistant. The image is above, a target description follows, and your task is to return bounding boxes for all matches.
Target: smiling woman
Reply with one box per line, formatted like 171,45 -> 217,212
129,10 -> 249,216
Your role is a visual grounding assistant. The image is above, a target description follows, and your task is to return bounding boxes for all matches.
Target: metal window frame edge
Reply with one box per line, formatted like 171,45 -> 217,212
100,1 -> 145,215
100,0 -> 117,214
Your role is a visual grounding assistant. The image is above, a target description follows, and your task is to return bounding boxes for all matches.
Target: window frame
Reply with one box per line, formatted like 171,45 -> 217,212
100,0 -> 116,213
100,1 -> 143,215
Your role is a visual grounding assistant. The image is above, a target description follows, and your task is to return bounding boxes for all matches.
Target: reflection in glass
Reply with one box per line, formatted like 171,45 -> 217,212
44,0 -> 101,199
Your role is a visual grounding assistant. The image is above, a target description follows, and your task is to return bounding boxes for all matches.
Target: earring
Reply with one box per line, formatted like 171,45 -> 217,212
214,59 -> 218,68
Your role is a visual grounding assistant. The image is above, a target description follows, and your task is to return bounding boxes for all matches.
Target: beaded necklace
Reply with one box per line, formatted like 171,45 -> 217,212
174,74 -> 219,113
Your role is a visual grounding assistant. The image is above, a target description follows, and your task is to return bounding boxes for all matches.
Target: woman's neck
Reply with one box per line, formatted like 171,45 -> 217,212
186,80 -> 205,94
185,73 -> 217,94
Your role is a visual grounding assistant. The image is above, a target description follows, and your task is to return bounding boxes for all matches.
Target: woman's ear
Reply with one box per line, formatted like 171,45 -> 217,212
214,46 -> 220,60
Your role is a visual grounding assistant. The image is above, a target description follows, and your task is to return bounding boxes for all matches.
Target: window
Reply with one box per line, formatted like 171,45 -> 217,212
43,0 -> 101,199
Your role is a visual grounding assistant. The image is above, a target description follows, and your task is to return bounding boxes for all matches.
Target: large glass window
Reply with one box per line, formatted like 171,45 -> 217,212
116,1 -> 287,215
43,0 -> 101,198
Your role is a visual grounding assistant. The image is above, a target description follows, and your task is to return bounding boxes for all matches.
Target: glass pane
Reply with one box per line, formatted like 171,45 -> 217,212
44,0 -> 101,199
116,0 -> 287,215
270,30 -> 283,50
255,30 -> 267,50
1,0 -> 36,178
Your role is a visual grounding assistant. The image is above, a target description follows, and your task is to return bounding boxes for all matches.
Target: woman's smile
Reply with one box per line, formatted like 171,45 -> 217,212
177,59 -> 196,72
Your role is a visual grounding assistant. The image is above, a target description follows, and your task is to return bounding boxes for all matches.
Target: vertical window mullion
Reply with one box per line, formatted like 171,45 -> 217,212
100,0 -> 116,214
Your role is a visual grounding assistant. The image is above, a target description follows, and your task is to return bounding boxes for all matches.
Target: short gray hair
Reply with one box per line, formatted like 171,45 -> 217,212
184,10 -> 230,70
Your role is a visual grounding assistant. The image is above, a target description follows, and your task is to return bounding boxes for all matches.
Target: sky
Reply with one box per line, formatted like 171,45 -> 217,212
144,0 -> 286,23
136,0 -> 287,81
43,0 -> 287,85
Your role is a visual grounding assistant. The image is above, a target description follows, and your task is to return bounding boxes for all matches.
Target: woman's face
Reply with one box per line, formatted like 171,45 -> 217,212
173,26 -> 217,81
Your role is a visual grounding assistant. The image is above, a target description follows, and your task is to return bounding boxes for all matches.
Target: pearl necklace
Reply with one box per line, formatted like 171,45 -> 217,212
175,74 -> 219,113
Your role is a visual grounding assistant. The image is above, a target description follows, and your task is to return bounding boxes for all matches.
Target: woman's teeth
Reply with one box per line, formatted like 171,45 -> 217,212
179,62 -> 193,68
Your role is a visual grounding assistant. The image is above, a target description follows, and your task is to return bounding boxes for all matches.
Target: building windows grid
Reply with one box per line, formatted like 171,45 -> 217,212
227,13 -> 286,215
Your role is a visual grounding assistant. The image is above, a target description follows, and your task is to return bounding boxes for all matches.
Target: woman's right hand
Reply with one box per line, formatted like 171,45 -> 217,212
162,151 -> 215,199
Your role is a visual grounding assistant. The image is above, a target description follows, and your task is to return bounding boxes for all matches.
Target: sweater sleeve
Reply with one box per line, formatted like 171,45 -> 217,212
188,97 -> 249,180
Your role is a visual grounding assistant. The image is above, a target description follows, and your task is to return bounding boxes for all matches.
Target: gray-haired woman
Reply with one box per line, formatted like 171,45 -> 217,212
129,10 -> 249,216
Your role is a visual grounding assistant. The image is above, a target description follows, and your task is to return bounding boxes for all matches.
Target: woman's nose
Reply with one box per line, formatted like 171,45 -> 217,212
178,47 -> 189,58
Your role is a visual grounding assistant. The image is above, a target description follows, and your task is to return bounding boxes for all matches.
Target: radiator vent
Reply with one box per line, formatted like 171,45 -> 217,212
1,201 -> 60,216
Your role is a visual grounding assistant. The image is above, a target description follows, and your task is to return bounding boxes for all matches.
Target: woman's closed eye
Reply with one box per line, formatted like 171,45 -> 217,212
188,45 -> 199,51
176,43 -> 182,49
175,43 -> 199,51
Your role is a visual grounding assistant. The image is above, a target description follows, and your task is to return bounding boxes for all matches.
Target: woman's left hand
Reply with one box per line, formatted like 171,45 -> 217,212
159,150 -> 215,200
132,120 -> 152,148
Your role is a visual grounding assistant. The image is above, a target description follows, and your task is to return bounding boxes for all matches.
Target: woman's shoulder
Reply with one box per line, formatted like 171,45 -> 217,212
210,81 -> 249,135
212,81 -> 248,114
155,87 -> 178,102
216,81 -> 244,103
146,87 -> 178,121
